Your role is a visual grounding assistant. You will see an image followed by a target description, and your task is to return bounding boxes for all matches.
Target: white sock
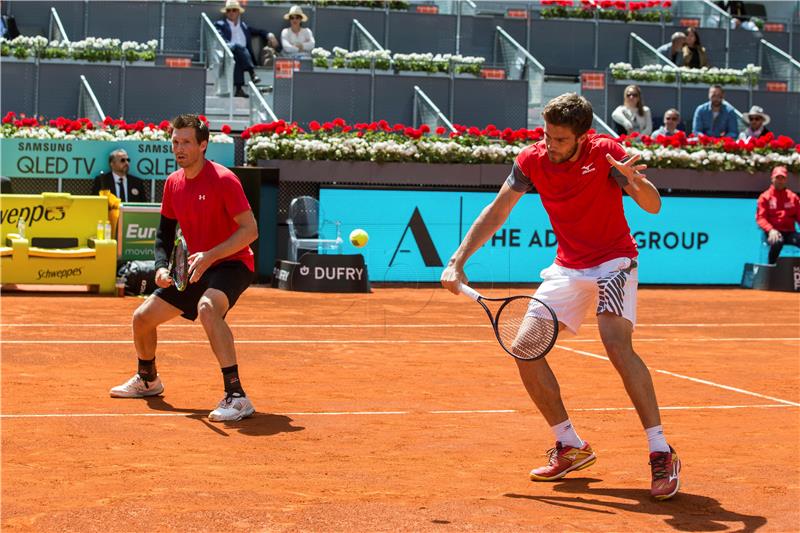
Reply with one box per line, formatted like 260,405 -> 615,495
552,419 -> 584,448
645,425 -> 670,453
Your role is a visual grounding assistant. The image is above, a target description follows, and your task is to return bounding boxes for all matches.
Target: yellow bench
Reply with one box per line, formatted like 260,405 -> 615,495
1,193 -> 117,294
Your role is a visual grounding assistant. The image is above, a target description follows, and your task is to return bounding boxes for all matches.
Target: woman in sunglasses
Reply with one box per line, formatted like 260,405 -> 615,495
611,84 -> 653,137
281,5 -> 315,57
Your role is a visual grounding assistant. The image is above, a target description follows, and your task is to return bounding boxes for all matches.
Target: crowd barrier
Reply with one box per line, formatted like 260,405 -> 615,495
0,60 -> 207,123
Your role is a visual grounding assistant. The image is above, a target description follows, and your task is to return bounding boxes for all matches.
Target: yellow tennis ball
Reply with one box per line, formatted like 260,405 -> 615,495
349,228 -> 369,248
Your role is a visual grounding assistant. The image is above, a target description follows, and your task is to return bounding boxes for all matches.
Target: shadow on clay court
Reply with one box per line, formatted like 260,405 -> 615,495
505,478 -> 767,532
143,396 -> 305,437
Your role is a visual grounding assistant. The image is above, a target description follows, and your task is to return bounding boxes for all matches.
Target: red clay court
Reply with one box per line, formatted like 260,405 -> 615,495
1,286 -> 798,532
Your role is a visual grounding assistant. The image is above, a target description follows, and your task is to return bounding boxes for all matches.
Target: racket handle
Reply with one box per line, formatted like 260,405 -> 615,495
458,282 -> 482,301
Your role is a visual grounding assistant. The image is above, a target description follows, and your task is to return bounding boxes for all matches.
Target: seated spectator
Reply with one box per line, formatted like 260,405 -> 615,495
656,32 -> 686,66
91,149 -> 149,202
281,6 -> 315,58
738,105 -> 771,141
652,108 -> 682,137
611,84 -> 652,136
214,0 -> 268,98
1,13 -> 20,40
682,27 -> 709,69
692,85 -> 738,138
756,165 -> 800,264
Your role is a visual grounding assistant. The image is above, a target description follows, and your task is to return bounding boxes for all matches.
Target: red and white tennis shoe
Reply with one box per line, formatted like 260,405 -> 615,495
208,393 -> 255,422
109,374 -> 164,398
530,441 -> 597,481
650,446 -> 681,500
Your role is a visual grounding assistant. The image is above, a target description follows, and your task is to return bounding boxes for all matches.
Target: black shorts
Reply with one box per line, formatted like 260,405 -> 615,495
154,260 -> 254,321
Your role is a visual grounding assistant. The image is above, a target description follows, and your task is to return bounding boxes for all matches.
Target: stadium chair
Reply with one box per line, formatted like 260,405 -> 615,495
286,196 -> 342,261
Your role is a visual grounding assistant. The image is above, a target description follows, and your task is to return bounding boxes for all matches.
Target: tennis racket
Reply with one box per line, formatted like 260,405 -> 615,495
458,282 -> 558,361
168,234 -> 189,291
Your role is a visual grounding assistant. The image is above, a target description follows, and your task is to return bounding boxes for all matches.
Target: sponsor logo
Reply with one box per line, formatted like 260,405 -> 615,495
581,162 -> 595,175
0,204 -> 66,227
272,266 -> 290,282
36,267 -> 83,280
198,194 -> 206,201
668,462 -> 680,483
299,266 -> 310,276
793,266 -> 800,291
389,207 -> 443,267
307,266 -> 364,281
126,223 -> 157,239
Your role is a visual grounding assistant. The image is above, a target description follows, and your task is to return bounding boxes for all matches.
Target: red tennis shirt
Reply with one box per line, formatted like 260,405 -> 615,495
161,160 -> 254,271
507,134 -> 638,269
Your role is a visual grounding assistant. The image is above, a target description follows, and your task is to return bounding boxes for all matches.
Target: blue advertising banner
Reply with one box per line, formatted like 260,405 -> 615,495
0,139 -> 234,180
320,189 -> 765,284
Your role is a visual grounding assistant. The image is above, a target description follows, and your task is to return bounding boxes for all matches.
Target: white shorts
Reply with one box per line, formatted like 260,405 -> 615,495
534,256 -> 638,335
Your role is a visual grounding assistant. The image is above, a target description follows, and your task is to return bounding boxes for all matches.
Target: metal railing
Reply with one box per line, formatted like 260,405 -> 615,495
200,12 -> 234,120
48,7 -> 70,43
592,113 -> 616,136
350,19 -> 385,52
759,38 -> 800,92
674,0 -> 731,66
78,75 -> 106,122
248,80 -> 279,124
629,32 -> 677,69
495,26 -> 545,129
413,85 -> 456,134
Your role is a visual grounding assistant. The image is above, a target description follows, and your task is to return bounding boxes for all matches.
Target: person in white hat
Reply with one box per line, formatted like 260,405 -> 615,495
280,5 -> 315,57
214,0 -> 269,97
738,105 -> 772,141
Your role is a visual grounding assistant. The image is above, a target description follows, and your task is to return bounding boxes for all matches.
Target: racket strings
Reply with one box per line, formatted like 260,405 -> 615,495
172,241 -> 189,290
496,298 -> 556,360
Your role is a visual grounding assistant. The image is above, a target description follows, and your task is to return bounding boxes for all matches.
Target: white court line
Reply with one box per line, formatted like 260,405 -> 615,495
2,322 -> 798,328
2,338 -> 798,344
0,404 -> 795,419
555,345 -> 800,407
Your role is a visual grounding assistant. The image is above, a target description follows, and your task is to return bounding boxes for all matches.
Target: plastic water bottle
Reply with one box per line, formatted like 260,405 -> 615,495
104,220 -> 112,240
97,220 -> 104,240
17,217 -> 26,238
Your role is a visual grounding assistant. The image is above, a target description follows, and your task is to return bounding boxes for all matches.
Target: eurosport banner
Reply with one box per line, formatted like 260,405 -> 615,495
0,139 -> 234,180
320,189 -> 764,284
118,204 -> 161,261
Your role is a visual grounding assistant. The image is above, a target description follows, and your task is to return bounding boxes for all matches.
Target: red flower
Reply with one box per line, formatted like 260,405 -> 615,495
333,117 -> 346,128
309,120 -> 321,131
221,124 -> 232,134
198,114 -> 208,124
241,130 -> 250,140
435,126 -> 446,135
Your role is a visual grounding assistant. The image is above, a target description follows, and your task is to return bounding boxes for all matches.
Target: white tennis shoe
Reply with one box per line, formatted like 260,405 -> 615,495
209,393 -> 255,422
109,374 -> 164,398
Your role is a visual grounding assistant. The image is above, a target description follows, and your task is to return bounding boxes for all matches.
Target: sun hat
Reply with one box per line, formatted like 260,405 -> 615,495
284,5 -> 308,22
742,105 -> 771,126
220,0 -> 244,14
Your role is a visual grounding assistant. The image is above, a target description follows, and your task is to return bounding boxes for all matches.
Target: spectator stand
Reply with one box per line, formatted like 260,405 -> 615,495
1,5 -> 206,124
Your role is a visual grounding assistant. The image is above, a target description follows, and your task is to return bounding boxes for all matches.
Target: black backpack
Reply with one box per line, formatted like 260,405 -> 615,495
117,260 -> 158,296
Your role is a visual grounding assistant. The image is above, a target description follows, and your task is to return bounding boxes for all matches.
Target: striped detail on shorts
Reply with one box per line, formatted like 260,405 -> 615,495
596,270 -> 627,316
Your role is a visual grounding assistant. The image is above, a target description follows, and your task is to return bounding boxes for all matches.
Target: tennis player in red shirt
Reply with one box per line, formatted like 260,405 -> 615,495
441,93 -> 681,500
110,114 -> 259,423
